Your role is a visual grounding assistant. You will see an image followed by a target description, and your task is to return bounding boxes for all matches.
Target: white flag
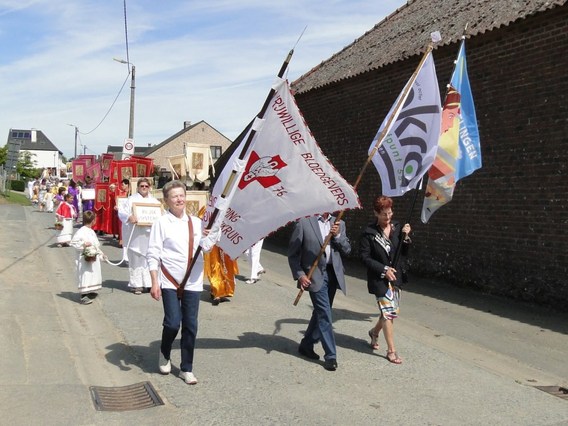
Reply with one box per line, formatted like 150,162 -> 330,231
369,52 -> 441,196
202,78 -> 361,259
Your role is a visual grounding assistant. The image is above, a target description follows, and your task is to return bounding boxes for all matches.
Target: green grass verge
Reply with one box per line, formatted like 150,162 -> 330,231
0,191 -> 31,206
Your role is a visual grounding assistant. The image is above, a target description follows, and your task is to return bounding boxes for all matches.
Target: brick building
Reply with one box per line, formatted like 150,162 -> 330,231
143,120 -> 231,173
285,0 -> 568,308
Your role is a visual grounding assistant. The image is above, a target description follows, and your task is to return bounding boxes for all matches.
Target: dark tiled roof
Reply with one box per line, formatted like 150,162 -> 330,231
143,120 -> 201,157
7,128 -> 61,153
293,0 -> 567,94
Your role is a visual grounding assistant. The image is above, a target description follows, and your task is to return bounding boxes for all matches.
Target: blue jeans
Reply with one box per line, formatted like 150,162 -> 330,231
301,266 -> 338,361
161,289 -> 200,373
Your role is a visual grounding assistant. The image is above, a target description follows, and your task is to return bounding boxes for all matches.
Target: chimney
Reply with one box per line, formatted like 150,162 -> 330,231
184,121 -> 192,129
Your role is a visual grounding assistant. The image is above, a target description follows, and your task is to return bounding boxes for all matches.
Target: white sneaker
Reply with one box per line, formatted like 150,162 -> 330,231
158,352 -> 171,375
179,371 -> 197,385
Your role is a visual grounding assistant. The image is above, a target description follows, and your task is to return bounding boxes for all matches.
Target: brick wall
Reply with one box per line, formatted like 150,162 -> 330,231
276,5 -> 568,309
147,122 -> 231,170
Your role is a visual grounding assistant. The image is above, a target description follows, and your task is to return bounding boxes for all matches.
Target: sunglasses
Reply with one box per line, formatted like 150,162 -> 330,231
139,185 -> 150,188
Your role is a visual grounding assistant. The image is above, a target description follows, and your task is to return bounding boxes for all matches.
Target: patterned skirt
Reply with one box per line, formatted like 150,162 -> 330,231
376,283 -> 400,320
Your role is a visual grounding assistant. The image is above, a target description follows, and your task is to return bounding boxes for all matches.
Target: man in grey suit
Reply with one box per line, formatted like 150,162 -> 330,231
288,212 -> 351,371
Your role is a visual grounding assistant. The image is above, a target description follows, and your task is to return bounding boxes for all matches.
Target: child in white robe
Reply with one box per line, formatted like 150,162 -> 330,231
70,211 -> 106,305
44,189 -> 54,213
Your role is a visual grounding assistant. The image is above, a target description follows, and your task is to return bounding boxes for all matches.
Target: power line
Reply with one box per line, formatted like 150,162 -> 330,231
78,73 -> 131,136
77,0 -> 132,137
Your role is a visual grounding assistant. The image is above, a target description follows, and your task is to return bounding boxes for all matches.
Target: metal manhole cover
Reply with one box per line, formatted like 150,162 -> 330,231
534,386 -> 568,401
90,381 -> 164,411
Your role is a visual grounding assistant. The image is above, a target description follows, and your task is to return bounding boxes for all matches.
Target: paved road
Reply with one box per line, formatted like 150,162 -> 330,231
1,203 -> 567,425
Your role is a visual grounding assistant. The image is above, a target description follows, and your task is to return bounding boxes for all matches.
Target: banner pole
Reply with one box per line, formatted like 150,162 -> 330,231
182,50 -> 295,292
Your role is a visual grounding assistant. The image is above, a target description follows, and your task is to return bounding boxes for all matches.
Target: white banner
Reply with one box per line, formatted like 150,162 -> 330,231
369,52 -> 441,196
202,78 -> 361,259
185,143 -> 211,182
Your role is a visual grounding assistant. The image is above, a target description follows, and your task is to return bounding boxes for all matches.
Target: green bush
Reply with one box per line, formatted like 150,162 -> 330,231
10,180 -> 25,191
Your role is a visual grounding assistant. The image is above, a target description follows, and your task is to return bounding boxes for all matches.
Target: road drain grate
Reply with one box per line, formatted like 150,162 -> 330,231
534,386 -> 568,401
90,381 -> 164,411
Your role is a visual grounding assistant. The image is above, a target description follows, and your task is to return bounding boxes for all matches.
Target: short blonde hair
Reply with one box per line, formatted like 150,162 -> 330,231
137,177 -> 151,188
162,180 -> 186,199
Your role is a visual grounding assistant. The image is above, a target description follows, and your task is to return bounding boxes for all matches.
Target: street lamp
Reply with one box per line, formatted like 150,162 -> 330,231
67,124 -> 78,159
113,58 -> 136,140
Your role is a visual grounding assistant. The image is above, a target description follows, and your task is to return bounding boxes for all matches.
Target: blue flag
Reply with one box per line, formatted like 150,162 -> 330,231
421,41 -> 482,223
453,42 -> 481,181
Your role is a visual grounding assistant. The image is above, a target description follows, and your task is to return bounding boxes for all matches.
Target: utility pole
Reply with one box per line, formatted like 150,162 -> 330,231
114,58 -> 136,140
74,126 -> 78,158
67,124 -> 79,159
128,65 -> 135,140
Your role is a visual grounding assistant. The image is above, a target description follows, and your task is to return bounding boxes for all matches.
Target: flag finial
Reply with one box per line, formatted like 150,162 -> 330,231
430,31 -> 442,43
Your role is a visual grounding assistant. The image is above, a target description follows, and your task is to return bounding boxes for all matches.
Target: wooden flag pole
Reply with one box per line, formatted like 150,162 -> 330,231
292,220 -> 341,305
393,26 -> 469,274
293,42 -> 435,306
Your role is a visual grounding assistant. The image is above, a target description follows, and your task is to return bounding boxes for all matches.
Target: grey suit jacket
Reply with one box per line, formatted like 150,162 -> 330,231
287,215 -> 351,294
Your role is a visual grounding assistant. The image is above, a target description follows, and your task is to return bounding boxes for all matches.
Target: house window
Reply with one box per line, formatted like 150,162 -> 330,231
11,131 -> 31,139
210,146 -> 222,160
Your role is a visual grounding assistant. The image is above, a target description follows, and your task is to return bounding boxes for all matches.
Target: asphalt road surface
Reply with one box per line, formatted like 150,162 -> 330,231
1,203 -> 567,425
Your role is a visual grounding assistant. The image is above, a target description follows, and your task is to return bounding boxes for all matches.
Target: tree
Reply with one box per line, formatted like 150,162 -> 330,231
16,151 -> 39,179
0,144 -> 7,166
0,144 -> 40,179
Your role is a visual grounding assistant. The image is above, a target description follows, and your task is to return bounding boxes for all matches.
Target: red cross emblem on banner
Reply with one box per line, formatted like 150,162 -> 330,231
238,151 -> 287,190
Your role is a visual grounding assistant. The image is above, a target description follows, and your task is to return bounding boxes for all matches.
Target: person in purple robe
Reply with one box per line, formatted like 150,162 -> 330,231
81,175 -> 95,214
67,180 -> 81,222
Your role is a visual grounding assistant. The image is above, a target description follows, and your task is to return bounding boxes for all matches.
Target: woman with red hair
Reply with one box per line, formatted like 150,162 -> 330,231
360,196 -> 411,364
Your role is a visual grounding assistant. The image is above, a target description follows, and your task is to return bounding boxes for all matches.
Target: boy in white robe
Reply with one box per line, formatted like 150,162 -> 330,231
70,211 -> 106,305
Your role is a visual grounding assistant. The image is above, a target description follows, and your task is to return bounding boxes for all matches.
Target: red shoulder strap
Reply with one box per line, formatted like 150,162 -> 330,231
160,218 -> 195,298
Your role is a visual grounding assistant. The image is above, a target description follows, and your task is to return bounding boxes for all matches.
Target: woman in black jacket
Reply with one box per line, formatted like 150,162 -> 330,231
360,196 -> 411,364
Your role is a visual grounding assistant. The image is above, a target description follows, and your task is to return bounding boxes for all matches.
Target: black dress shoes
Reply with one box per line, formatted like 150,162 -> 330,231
323,359 -> 338,371
212,297 -> 230,306
298,345 -> 320,360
